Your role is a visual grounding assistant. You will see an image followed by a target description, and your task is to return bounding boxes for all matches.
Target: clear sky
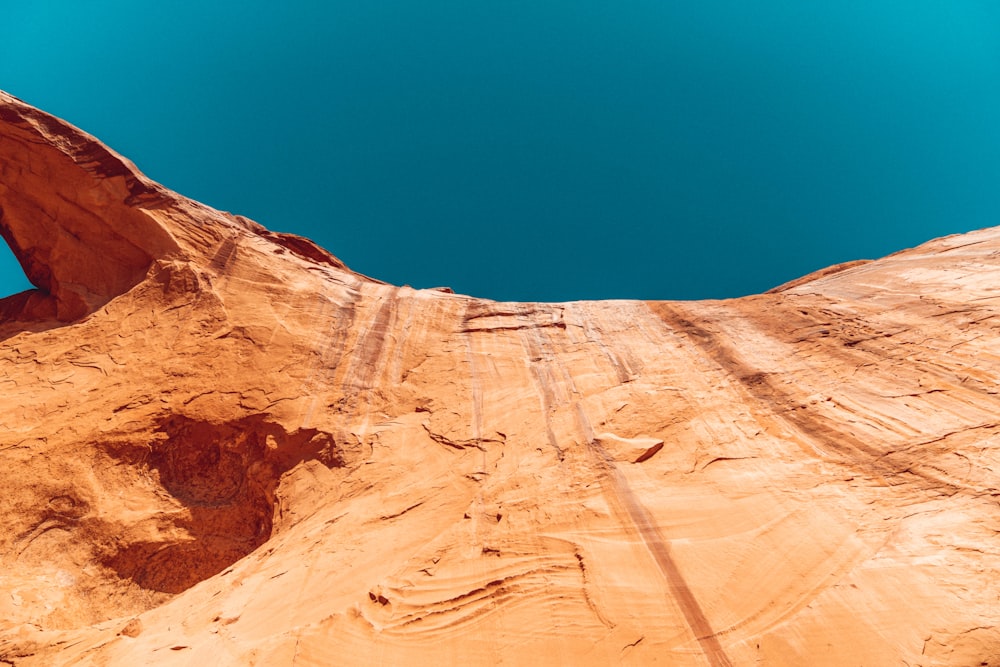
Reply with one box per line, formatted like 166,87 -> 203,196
2,2 -> 999,302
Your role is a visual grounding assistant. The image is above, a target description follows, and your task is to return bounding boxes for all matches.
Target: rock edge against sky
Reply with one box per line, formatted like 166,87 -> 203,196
1,91 -> 999,666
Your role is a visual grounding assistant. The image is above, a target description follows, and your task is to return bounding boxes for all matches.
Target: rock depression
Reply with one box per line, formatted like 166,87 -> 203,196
0,90 -> 999,666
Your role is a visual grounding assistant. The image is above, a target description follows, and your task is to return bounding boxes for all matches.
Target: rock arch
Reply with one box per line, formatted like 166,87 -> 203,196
0,91 -> 179,321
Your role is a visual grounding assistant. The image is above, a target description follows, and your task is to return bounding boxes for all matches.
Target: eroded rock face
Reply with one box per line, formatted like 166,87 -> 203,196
1,90 -> 999,666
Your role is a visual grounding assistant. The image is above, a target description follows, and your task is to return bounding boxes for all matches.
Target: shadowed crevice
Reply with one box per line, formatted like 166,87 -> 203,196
100,415 -> 343,594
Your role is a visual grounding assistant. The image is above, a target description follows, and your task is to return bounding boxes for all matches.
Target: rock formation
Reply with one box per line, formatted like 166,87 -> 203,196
1,90 -> 998,666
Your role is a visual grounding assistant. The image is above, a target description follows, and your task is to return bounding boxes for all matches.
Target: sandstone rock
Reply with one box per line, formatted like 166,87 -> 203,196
594,432 -> 664,463
1,90 -> 999,666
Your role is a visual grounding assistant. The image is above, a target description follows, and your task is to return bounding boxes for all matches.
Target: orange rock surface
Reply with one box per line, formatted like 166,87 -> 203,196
1,90 -> 999,666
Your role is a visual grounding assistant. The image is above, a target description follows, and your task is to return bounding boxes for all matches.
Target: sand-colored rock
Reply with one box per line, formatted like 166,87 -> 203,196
1,90 -> 999,666
594,433 -> 664,464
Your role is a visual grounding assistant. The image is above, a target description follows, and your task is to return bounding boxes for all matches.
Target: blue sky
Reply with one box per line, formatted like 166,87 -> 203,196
2,2 -> 999,301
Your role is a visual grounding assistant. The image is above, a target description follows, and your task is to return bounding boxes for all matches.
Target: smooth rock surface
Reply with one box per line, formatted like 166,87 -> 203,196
1,90 -> 999,666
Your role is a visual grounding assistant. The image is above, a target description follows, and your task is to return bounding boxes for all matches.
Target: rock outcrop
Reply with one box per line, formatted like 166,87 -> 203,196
1,90 -> 999,666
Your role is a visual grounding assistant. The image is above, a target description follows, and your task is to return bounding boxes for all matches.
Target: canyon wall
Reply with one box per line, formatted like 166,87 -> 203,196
1,91 -> 998,666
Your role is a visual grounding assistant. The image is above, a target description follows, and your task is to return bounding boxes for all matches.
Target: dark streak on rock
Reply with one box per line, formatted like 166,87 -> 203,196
648,301 -> 964,492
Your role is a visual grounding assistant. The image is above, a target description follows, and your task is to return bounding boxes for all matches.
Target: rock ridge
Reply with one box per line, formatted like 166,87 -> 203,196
1,91 -> 999,666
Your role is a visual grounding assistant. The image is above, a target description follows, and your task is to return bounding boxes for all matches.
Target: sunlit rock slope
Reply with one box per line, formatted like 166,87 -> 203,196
1,90 -> 999,666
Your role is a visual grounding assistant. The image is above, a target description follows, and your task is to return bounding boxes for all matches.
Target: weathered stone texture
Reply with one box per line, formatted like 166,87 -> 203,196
1,91 -> 999,666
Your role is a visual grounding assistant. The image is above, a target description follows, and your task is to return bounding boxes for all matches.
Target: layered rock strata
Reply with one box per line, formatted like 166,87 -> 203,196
1,90 -> 999,666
